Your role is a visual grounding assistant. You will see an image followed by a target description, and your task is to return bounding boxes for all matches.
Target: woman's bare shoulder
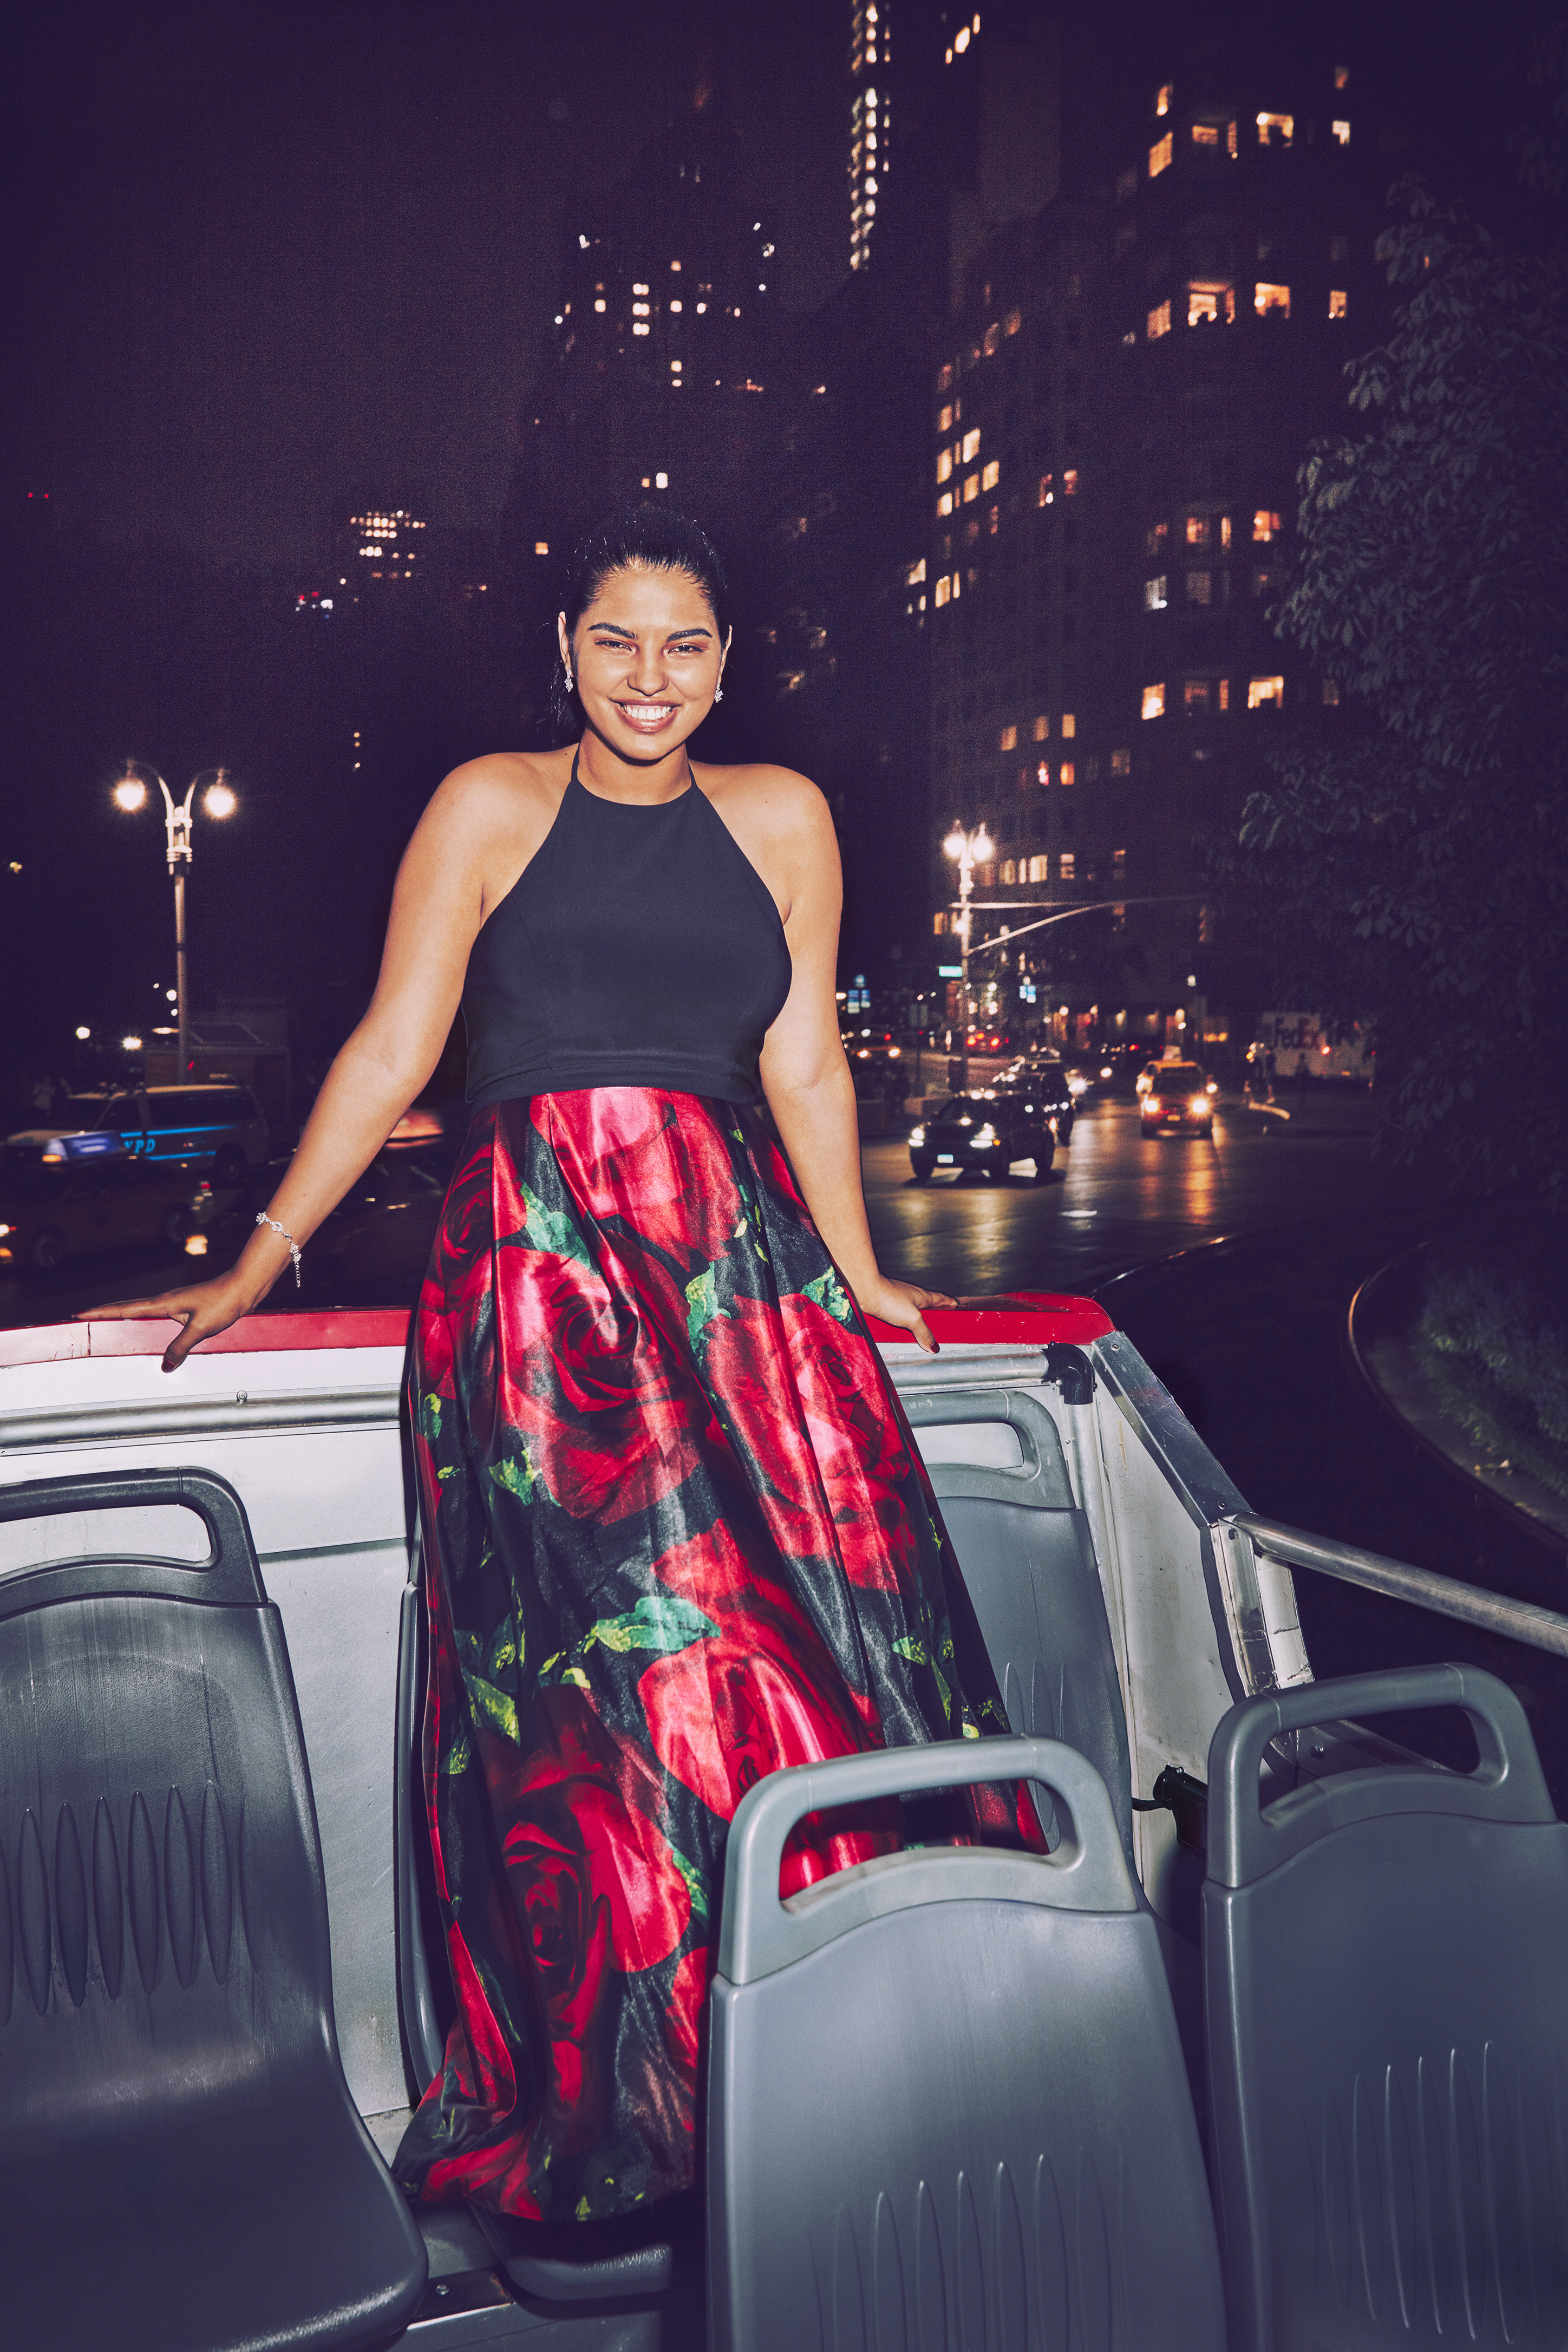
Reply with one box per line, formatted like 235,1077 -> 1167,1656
699,760 -> 830,837
420,749 -> 570,839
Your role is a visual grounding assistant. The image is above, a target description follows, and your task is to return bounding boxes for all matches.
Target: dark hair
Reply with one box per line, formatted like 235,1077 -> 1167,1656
552,504 -> 729,731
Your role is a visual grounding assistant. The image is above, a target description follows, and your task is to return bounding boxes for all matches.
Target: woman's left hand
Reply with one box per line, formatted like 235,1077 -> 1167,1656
850,1274 -> 957,1355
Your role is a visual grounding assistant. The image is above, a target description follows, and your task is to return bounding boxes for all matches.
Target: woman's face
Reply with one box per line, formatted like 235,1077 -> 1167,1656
561,564 -> 729,762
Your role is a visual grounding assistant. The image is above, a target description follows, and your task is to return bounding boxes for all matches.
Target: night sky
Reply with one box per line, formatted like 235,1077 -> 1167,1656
10,0 -> 847,564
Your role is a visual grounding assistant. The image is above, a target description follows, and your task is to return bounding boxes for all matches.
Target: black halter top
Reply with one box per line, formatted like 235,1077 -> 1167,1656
463,755 -> 793,1108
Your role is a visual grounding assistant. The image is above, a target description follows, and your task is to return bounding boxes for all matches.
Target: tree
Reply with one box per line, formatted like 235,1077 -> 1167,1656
1237,24 -> 1567,1203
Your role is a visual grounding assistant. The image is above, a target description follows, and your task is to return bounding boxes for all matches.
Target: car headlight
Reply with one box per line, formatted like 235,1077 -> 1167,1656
908,1126 -> 925,1147
0,1224 -> 11,1238
970,1123 -> 997,1145
1190,1096 -> 1208,1115
1145,1097 -> 1162,1114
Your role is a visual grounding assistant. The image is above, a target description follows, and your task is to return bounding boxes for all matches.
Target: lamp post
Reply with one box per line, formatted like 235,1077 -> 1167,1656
113,763 -> 237,1080
943,818 -> 994,1082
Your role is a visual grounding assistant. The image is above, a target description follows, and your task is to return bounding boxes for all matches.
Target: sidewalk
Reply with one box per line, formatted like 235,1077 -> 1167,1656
1349,1240 -> 1568,1557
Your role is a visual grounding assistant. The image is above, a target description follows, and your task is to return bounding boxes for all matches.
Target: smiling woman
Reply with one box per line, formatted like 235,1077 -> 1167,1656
79,501 -> 1037,2236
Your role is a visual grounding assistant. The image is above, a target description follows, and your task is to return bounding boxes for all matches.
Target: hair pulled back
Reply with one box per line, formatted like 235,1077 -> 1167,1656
552,504 -> 729,733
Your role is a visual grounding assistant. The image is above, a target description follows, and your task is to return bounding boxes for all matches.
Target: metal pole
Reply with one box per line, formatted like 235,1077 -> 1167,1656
174,866 -> 188,1078
958,848 -> 972,1089
1226,1513 -> 1568,1662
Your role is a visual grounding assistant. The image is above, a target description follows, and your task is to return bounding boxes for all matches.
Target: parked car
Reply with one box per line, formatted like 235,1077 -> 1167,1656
0,1133 -> 197,1272
909,1089 -> 1062,1182
1140,1062 -> 1218,1136
50,1083 -> 269,1184
186,1150 -> 447,1305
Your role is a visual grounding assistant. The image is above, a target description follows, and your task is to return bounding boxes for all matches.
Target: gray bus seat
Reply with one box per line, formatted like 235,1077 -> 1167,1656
1204,1664 -> 1568,2352
708,1735 -> 1226,2352
0,1469 -> 428,2352
907,1388 -> 1135,1866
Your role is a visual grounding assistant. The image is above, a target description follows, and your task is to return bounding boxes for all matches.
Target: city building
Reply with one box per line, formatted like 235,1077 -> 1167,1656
924,15 -> 1402,1056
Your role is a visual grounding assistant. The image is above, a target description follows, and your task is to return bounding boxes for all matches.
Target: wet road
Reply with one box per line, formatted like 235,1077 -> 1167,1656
863,1087 -> 1430,1299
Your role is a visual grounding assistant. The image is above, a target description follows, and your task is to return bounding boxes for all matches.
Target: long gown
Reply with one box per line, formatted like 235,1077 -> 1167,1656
393,816 -> 1033,2228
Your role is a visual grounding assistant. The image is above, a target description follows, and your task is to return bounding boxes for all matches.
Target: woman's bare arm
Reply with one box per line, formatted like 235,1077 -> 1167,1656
755,776 -> 953,1353
80,757 -> 522,1369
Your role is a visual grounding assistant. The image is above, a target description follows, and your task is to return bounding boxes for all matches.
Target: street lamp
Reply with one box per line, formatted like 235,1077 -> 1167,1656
113,762 -> 237,1080
943,818 -> 994,1077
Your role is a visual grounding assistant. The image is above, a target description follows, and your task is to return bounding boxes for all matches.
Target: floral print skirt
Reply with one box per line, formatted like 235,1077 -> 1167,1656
393,1089 -> 1030,2224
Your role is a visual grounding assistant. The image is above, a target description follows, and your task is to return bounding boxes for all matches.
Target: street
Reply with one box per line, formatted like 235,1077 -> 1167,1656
863,1086 -> 1420,1300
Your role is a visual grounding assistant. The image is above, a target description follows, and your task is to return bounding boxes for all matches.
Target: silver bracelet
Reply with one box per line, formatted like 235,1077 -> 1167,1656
256,1212 -> 303,1289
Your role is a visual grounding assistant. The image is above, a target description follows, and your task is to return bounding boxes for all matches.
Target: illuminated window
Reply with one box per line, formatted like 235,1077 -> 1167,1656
1251,569 -> 1275,598
670,300 -> 682,313
1186,571 -> 1211,605
937,492 -> 953,516
1111,748 -> 1131,775
1144,575 -> 1168,610
1002,859 -> 1016,884
963,473 -> 979,502
655,471 -> 669,486
1220,515 -> 1232,547
1218,679 -> 1230,710
1331,120 -> 1351,146
1334,63 -> 1349,88
1254,282 -> 1290,317
935,576 -> 952,607
1323,677 -> 1341,705
1149,133 -> 1173,177
633,282 -> 649,295
1033,715 -> 1048,741
593,298 -> 606,312
937,449 -> 953,482
633,323 -> 650,336
1004,308 -> 1021,335
1186,514 -> 1211,547
982,459 -> 999,490
1063,469 -> 1078,496
1256,112 -> 1293,146
938,404 -> 953,432
534,540 -> 549,556
1145,521 -> 1168,559
937,362 -> 954,392
1115,168 -> 1137,202
1247,675 -> 1285,709
1184,679 -> 1211,714
1037,474 -> 1054,506
934,911 -> 946,936
1142,683 -> 1166,720
1059,853 -> 1076,881
1147,300 -> 1172,339
983,323 -> 1001,356
1252,509 -> 1280,542
1192,122 -> 1219,147
962,427 -> 981,461
986,503 -> 1000,535
1062,714 -> 1075,739
999,723 -> 1018,752
1187,281 -> 1236,324
1028,853 -> 1048,882
1155,83 -> 1172,116
1060,761 -> 1075,787
907,558 -> 927,585
1113,850 -> 1128,878
1329,289 -> 1348,319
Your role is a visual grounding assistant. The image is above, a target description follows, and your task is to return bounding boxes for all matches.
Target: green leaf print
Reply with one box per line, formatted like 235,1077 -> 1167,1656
893,1635 -> 927,1665
684,1264 -> 722,1355
515,1181 -> 592,1267
462,1670 -> 519,1746
585,1594 -> 717,1657
670,1846 -> 710,1926
802,1268 -> 855,1325
486,1621 -> 520,1680
440,1723 -> 472,1775
420,1390 -> 443,1441
489,1448 -> 535,1506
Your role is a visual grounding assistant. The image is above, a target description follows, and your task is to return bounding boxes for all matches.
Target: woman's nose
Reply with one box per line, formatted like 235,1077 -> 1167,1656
627,643 -> 667,695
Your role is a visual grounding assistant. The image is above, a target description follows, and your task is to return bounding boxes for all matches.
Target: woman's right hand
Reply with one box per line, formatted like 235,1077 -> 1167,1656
75,1271 -> 264,1374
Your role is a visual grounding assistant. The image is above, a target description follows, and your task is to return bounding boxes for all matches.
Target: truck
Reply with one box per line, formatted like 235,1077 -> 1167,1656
1249,1009 -> 1374,1086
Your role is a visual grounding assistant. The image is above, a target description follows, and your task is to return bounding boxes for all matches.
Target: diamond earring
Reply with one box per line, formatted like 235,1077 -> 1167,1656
714,680 -> 724,702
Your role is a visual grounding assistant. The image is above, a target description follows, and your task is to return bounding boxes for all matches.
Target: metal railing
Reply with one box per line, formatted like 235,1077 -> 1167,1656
1224,1513 -> 1568,1664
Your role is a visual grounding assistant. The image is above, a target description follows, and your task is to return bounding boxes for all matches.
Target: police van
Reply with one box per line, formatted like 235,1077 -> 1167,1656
54,1082 -> 269,1183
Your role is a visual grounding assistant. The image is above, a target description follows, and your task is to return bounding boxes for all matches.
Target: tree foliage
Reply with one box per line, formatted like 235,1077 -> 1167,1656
1238,24 -> 1567,1203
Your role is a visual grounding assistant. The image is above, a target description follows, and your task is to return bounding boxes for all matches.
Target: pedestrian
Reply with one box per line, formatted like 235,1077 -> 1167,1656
1263,1046 -> 1276,1102
1294,1052 -> 1310,1105
82,505 -> 1034,2234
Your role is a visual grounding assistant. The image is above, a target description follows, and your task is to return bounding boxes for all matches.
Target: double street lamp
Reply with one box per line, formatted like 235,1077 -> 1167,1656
113,762 -> 238,1080
943,818 -> 994,1073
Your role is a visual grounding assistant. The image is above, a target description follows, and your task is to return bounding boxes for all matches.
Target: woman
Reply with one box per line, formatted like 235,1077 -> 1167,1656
87,506 -> 1031,2226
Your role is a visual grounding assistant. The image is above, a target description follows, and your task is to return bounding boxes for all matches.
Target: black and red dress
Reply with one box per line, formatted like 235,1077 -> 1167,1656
394,757 -> 1029,2223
